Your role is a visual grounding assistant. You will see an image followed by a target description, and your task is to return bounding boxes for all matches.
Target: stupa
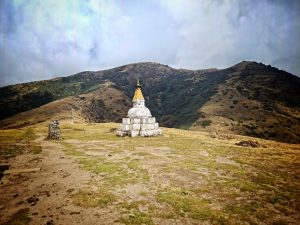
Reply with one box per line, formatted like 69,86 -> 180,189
116,79 -> 162,137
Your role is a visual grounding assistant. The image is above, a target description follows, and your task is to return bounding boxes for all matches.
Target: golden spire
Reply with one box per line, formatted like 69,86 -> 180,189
132,78 -> 144,102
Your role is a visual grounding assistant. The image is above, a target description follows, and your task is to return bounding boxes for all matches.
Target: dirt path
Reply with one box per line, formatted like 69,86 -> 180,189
0,133 -> 118,225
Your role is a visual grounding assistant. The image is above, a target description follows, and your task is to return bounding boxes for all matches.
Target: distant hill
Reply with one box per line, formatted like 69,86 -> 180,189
0,61 -> 299,143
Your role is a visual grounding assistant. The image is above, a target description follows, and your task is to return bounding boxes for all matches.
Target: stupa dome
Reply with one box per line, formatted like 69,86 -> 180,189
128,104 -> 152,118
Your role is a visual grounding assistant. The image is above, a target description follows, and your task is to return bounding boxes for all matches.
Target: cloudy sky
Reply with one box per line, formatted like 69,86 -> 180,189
0,0 -> 300,86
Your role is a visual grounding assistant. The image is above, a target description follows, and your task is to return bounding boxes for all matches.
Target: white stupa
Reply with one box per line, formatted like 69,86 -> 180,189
116,79 -> 162,137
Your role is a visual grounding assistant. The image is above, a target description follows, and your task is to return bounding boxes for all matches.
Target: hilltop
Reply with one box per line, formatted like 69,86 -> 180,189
0,61 -> 299,143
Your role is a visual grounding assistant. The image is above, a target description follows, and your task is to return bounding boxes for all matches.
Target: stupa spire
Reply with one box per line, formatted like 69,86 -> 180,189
132,78 -> 144,102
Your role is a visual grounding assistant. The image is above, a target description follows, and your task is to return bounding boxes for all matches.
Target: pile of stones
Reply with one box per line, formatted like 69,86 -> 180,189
47,120 -> 61,139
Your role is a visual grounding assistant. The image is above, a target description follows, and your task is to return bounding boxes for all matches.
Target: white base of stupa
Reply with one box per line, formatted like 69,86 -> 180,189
116,117 -> 162,137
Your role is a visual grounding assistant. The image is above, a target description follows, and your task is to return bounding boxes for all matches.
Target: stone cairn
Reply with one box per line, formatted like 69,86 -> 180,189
47,120 -> 61,139
116,79 -> 162,137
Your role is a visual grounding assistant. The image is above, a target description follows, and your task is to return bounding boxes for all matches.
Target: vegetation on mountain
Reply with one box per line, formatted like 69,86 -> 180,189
0,61 -> 299,143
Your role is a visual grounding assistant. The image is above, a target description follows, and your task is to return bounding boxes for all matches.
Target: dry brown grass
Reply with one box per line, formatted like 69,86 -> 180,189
1,122 -> 299,224
56,122 -> 300,225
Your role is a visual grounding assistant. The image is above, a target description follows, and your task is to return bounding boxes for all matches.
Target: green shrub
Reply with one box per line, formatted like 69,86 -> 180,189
196,119 -> 212,128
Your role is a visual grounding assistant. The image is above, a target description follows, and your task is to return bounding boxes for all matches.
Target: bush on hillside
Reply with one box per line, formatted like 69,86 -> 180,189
196,119 -> 212,128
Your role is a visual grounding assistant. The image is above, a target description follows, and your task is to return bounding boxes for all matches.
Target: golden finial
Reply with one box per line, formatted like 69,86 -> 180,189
133,77 -> 144,102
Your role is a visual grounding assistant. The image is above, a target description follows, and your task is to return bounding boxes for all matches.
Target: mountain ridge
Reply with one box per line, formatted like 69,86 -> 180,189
0,61 -> 299,143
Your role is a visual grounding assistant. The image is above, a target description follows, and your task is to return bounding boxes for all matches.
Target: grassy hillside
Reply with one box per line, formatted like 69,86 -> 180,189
0,83 -> 131,129
191,62 -> 300,143
0,61 -> 299,143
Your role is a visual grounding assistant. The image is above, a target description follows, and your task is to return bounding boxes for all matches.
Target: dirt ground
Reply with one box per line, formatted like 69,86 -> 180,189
0,132 -> 120,225
0,123 -> 299,225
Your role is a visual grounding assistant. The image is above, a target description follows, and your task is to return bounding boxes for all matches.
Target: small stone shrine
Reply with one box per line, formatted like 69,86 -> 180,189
116,79 -> 162,137
47,120 -> 62,139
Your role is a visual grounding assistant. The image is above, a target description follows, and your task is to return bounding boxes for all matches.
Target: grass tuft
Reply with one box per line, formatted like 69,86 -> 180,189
31,145 -> 42,154
3,208 -> 31,225
119,201 -> 154,225
71,189 -> 116,208
156,189 -> 229,223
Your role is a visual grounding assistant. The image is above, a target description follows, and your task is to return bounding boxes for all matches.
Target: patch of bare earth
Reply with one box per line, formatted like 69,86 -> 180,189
0,133 -> 120,225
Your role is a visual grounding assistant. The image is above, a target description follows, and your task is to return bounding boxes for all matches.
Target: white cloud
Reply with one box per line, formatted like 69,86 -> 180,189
157,0 -> 300,71
0,0 -> 299,86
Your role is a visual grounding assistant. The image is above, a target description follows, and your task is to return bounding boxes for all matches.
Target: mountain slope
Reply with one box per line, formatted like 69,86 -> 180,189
0,61 -> 299,143
190,62 -> 300,143
0,83 -> 131,129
